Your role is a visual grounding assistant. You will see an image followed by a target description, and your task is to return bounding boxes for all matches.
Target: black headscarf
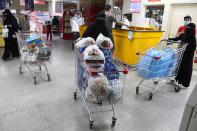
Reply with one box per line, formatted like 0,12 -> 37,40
82,12 -> 109,40
2,9 -> 20,33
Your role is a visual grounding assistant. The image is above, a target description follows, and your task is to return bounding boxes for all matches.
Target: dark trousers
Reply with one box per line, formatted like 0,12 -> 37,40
47,31 -> 52,40
2,37 -> 19,60
72,32 -> 80,50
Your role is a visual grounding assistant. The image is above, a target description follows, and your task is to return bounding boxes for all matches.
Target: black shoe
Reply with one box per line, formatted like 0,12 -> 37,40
2,58 -> 8,61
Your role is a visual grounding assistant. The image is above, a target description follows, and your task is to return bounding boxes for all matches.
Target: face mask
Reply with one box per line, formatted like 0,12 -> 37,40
184,21 -> 190,26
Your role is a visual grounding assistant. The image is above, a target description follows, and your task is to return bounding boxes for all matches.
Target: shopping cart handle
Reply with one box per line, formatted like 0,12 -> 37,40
153,56 -> 161,60
136,52 -> 140,55
123,69 -> 128,74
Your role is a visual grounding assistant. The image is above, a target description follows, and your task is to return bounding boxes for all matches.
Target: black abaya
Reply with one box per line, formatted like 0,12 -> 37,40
170,34 -> 196,87
2,9 -> 20,60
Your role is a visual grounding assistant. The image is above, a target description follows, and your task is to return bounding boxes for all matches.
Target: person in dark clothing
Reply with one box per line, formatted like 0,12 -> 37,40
169,23 -> 196,88
82,13 -> 109,41
52,16 -> 60,35
2,9 -> 20,61
52,16 -> 59,25
104,4 -> 128,53
46,21 -> 52,40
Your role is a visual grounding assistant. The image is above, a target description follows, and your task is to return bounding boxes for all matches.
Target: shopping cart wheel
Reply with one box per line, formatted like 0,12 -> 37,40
154,81 -> 159,84
33,77 -> 37,85
174,86 -> 180,93
89,120 -> 94,129
148,93 -> 153,100
74,92 -> 77,100
47,74 -> 51,82
136,87 -> 139,94
111,117 -> 117,127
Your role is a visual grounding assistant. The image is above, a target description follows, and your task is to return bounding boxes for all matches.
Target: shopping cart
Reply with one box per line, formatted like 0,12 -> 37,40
16,31 -> 52,85
135,39 -> 187,100
74,49 -> 128,129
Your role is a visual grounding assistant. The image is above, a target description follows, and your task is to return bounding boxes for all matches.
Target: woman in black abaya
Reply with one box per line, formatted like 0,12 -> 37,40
2,9 -> 20,61
169,23 -> 196,88
82,13 -> 109,40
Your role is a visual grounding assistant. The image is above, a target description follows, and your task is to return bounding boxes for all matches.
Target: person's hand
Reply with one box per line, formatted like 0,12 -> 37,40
7,24 -> 12,27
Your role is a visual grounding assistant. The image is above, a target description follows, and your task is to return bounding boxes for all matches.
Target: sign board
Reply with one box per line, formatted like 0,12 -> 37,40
0,0 -> 6,10
130,0 -> 141,13
25,0 -> 34,11
55,2 -> 63,13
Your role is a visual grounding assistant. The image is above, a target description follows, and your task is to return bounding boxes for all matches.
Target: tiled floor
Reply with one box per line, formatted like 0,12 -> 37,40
0,39 -> 196,131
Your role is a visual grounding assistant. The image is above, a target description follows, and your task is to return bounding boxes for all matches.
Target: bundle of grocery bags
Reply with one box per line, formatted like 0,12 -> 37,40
75,34 -> 123,103
20,34 -> 51,63
137,46 -> 177,79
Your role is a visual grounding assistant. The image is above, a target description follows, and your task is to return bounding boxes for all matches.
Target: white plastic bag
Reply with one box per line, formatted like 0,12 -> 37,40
96,33 -> 113,49
83,45 -> 105,61
2,25 -> 9,38
75,37 -> 95,48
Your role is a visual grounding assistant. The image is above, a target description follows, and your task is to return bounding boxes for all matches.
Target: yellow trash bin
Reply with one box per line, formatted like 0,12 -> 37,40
0,24 -> 5,47
113,28 -> 163,65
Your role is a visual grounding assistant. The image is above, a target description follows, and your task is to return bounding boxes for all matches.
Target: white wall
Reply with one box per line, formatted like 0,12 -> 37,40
122,0 -> 197,36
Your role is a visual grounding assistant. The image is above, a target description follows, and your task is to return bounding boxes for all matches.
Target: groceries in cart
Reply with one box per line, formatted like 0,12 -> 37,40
85,74 -> 123,103
74,34 -> 128,128
136,40 -> 187,100
20,43 -> 51,63
16,32 -> 52,85
20,34 -> 51,63
96,33 -> 113,50
96,33 -> 119,80
109,79 -> 123,101
84,45 -> 105,69
37,46 -> 51,61
75,34 -> 125,103
86,75 -> 109,102
137,47 -> 176,78
25,34 -> 43,47
75,37 -> 96,53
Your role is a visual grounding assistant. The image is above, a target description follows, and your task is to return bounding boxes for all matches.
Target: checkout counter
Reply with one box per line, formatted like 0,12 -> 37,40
0,24 -> 5,47
80,25 -> 163,65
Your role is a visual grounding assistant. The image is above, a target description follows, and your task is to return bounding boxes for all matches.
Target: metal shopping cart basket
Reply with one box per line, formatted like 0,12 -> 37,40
135,39 -> 187,100
16,31 -> 52,85
74,49 -> 128,129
